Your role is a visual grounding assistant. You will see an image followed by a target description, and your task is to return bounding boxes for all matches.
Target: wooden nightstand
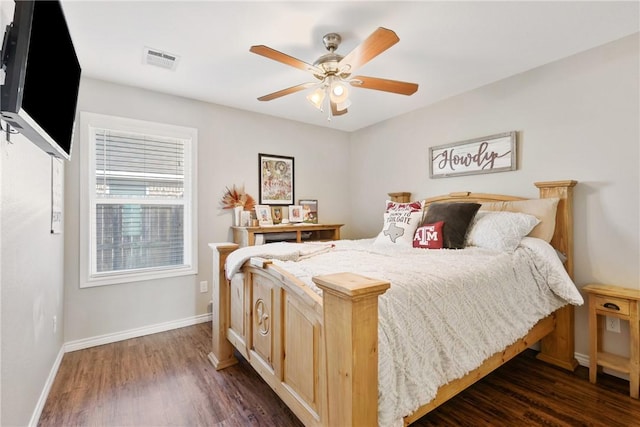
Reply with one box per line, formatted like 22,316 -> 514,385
583,283 -> 640,398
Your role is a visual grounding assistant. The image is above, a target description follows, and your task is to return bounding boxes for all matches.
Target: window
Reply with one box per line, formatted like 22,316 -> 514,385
80,113 -> 197,287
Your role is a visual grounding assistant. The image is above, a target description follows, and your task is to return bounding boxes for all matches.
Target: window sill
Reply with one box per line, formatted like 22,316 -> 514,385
81,265 -> 197,288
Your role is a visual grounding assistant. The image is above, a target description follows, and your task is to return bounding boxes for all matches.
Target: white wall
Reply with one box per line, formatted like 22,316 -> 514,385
349,34 -> 640,357
1,5 -> 67,425
63,78 -> 350,343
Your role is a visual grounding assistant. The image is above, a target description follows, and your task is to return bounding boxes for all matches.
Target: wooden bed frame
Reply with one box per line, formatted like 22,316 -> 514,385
209,180 -> 578,426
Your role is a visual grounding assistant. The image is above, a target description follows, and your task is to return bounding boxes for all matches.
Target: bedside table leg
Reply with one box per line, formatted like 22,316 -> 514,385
589,296 -> 598,384
630,302 -> 639,399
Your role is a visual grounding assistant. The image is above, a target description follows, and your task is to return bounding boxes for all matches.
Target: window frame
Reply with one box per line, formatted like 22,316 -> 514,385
79,112 -> 198,288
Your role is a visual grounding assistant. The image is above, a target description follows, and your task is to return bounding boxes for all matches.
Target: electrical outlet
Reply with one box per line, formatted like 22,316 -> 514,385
53,315 -> 57,334
606,316 -> 621,333
199,281 -> 208,293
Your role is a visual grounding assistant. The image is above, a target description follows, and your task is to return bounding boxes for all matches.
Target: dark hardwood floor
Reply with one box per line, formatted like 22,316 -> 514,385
39,323 -> 640,426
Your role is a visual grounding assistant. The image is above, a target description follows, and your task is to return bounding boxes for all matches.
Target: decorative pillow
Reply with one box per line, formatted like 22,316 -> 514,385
423,202 -> 481,249
466,211 -> 540,252
374,200 -> 425,247
413,221 -> 444,249
481,198 -> 559,242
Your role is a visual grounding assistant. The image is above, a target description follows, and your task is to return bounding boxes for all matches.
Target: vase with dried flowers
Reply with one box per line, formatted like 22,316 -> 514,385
220,184 -> 256,226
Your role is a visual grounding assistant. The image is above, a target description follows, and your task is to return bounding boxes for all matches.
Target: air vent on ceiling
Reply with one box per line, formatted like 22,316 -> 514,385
143,47 -> 180,71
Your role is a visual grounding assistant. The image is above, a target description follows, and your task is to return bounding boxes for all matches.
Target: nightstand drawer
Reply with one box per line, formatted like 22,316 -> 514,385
593,295 -> 630,316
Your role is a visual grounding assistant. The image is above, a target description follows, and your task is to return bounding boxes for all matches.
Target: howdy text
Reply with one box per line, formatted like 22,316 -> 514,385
434,141 -> 510,172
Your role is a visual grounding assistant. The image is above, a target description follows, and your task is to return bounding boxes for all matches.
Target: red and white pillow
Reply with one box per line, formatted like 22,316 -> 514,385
413,221 -> 444,249
374,200 -> 425,247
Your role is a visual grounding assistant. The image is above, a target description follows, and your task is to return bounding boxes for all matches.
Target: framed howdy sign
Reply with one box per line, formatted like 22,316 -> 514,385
429,131 -> 516,178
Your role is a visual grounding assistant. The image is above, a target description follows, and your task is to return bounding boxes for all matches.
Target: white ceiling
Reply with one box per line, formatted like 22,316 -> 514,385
60,1 -> 639,132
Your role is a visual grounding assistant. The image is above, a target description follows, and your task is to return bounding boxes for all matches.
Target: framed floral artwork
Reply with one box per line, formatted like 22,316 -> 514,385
259,153 -> 294,205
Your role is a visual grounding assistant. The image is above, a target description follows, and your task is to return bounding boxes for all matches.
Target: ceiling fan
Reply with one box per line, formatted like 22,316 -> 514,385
249,27 -> 419,118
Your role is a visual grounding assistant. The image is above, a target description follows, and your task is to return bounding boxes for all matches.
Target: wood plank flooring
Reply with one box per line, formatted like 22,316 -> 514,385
39,323 -> 640,426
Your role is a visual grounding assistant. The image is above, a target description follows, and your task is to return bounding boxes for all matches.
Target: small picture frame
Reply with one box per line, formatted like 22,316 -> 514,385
255,205 -> 273,226
288,205 -> 303,223
240,210 -> 252,227
299,199 -> 318,223
271,206 -> 283,224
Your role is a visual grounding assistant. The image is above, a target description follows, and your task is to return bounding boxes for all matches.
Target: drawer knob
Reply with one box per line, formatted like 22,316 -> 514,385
603,302 -> 620,311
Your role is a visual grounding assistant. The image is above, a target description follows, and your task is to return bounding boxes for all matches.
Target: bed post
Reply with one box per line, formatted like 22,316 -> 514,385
313,272 -> 390,427
208,243 -> 240,370
535,180 -> 579,370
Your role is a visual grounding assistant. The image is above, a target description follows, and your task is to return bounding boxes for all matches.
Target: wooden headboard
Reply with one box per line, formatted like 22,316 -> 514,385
389,180 -> 577,278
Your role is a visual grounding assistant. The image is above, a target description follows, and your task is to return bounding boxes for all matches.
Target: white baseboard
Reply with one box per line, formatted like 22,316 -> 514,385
29,346 -> 64,427
64,313 -> 212,353
575,351 -> 589,367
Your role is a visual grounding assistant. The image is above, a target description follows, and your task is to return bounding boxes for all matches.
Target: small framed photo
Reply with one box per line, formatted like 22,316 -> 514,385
255,205 -> 273,226
271,206 -> 283,224
299,199 -> 318,223
240,210 -> 252,227
288,205 -> 303,223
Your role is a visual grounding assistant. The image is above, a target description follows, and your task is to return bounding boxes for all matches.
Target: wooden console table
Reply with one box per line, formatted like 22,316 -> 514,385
232,223 -> 344,247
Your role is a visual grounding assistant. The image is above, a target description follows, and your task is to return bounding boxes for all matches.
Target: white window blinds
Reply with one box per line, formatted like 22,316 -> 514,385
81,113 -> 197,287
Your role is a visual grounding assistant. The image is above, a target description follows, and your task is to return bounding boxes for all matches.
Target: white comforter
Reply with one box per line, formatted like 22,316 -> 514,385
226,237 -> 583,427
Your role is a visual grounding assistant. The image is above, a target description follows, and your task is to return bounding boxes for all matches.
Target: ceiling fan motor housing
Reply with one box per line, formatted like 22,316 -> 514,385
312,33 -> 348,79
322,33 -> 341,52
313,53 -> 345,77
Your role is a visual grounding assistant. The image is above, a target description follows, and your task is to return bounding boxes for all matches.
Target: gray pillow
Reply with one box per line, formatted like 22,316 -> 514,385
424,202 -> 481,249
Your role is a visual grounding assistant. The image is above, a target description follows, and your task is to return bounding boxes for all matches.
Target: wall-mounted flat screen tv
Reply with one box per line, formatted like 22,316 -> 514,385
1,0 -> 81,160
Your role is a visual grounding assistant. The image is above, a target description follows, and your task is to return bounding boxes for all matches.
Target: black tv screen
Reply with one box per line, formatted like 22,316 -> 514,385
1,0 -> 81,160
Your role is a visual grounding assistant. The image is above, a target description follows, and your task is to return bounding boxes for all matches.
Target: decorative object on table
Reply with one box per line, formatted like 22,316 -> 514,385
220,184 -> 256,226
271,206 -> 283,224
255,205 -> 274,226
240,211 -> 252,227
429,131 -> 516,179
299,199 -> 318,223
288,205 -> 303,223
259,153 -> 294,205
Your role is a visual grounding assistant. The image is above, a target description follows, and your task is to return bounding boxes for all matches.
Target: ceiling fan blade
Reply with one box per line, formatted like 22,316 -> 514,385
257,82 -> 316,101
250,45 -> 323,75
330,101 -> 348,116
351,76 -> 418,96
338,27 -> 400,74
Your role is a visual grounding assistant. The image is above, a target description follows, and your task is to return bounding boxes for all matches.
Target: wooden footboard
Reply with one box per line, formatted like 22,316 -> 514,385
208,246 -> 390,426
209,180 -> 578,426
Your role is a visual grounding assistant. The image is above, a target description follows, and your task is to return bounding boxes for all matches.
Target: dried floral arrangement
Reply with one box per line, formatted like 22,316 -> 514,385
220,184 -> 256,211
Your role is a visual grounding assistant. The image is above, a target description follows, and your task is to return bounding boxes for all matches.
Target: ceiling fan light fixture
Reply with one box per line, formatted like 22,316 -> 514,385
329,80 -> 349,104
307,88 -> 326,110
